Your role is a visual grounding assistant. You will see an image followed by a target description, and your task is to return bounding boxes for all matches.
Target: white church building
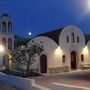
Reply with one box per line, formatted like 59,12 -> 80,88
28,25 -> 90,74
0,13 -> 90,74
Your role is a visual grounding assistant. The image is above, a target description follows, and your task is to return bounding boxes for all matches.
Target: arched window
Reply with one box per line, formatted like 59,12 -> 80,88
3,55 -> 6,66
8,22 -> 12,33
2,22 -> 7,33
8,38 -> 12,50
62,55 -> 66,63
71,32 -> 75,42
67,36 -> 69,43
81,54 -> 84,61
77,36 -> 79,43
2,38 -> 6,48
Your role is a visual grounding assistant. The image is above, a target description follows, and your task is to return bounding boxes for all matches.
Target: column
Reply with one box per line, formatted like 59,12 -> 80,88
6,21 -> 8,33
1,21 -> 2,32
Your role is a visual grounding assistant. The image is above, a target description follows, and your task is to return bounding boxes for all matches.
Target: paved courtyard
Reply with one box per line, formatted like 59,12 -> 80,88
31,69 -> 90,89
0,82 -> 16,90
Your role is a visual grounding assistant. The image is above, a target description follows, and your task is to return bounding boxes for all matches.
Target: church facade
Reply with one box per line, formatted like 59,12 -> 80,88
0,13 -> 14,69
28,25 -> 90,73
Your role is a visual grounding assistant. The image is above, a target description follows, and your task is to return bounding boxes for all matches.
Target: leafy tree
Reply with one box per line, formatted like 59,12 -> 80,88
13,40 -> 44,77
13,46 -> 26,65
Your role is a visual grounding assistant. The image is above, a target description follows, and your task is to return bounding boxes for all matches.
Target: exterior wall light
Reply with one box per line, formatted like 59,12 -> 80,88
55,47 -> 62,56
0,45 -> 4,52
82,46 -> 88,55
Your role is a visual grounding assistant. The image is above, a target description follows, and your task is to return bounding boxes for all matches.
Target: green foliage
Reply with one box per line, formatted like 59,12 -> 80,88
26,40 -> 44,64
0,69 -> 24,77
12,45 -> 26,65
0,69 -> 42,77
12,40 -> 44,77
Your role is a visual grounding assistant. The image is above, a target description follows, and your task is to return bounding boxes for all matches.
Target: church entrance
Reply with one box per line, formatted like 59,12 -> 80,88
40,54 -> 47,73
71,51 -> 77,70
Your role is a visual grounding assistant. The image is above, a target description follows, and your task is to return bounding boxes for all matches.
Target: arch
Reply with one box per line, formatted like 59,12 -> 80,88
59,25 -> 85,50
8,22 -> 12,33
3,54 -> 6,66
3,54 -> 9,67
2,38 -> 6,48
8,38 -> 12,50
40,54 -> 47,73
3,54 -> 9,66
71,51 -> 77,69
2,21 -> 7,33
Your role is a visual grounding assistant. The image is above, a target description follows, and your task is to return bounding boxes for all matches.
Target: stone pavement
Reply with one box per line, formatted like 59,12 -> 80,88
31,70 -> 90,89
0,82 -> 17,90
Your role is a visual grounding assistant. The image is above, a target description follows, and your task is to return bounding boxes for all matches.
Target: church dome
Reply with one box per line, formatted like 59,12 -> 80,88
1,13 -> 10,17
0,13 -> 11,20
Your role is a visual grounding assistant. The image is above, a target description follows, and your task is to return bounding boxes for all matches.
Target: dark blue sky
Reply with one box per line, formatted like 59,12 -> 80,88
0,0 -> 90,38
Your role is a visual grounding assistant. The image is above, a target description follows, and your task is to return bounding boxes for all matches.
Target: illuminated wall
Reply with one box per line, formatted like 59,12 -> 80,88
28,25 -> 90,73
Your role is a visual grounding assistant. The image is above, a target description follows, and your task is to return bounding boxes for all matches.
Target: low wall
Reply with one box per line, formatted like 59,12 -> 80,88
0,72 -> 50,90
48,66 -> 69,73
52,83 -> 90,90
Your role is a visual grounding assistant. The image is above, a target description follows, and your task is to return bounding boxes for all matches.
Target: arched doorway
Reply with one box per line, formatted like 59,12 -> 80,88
40,54 -> 47,73
3,54 -> 7,66
71,51 -> 77,69
3,54 -> 12,68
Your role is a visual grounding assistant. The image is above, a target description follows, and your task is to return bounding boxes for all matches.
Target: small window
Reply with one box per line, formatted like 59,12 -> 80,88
81,54 -> 84,61
77,36 -> 79,43
71,32 -> 75,43
62,55 -> 66,63
67,36 -> 69,43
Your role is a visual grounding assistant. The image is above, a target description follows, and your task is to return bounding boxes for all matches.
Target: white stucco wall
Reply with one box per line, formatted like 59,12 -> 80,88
59,25 -> 85,69
28,36 -> 65,71
86,41 -> 90,64
27,25 -> 90,73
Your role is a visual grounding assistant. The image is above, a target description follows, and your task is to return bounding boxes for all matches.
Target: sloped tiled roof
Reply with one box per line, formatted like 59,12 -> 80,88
37,28 -> 63,45
14,30 -> 90,47
37,29 -> 90,45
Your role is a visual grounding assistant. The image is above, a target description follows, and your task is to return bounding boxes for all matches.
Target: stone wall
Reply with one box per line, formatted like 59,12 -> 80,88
48,66 -> 69,73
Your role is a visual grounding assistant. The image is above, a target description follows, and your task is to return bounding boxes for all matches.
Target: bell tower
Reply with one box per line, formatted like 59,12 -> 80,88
0,13 -> 14,68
